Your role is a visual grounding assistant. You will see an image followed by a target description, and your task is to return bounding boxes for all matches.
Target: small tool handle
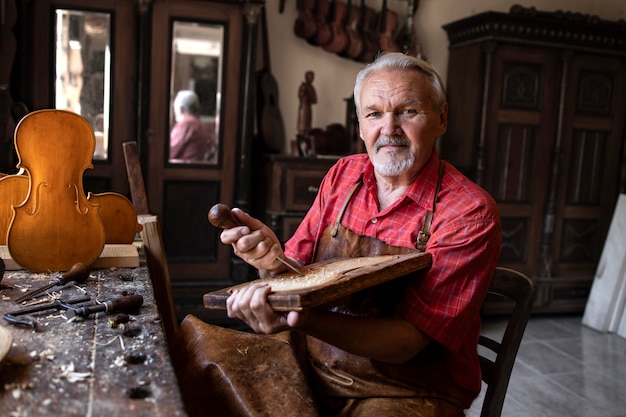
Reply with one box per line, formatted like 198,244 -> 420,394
208,203 -> 240,229
59,262 -> 90,285
107,294 -> 144,313
73,294 -> 144,317
14,262 -> 90,303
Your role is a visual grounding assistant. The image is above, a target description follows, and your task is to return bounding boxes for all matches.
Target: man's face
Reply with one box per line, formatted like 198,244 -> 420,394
358,69 -> 448,180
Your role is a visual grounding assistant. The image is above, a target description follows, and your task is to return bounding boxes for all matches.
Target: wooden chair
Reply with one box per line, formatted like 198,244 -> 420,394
122,141 -> 178,343
478,267 -> 537,417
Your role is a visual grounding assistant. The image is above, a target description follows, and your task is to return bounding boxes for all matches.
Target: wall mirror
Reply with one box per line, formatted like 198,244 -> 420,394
54,9 -> 111,161
168,21 -> 223,165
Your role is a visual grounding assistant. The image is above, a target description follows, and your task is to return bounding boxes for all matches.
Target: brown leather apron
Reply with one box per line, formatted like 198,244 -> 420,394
306,163 -> 465,416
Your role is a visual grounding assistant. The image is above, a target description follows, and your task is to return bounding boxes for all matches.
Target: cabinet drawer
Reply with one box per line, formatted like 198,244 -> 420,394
285,168 -> 326,211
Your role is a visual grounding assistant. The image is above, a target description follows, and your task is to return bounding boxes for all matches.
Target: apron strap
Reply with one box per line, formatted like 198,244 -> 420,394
331,180 -> 361,237
416,160 -> 444,251
330,160 -> 445,250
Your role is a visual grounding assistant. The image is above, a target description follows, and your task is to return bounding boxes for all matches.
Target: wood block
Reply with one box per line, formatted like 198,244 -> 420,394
0,244 -> 139,270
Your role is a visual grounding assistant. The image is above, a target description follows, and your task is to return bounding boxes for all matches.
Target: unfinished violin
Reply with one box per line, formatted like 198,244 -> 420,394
6,110 -> 106,271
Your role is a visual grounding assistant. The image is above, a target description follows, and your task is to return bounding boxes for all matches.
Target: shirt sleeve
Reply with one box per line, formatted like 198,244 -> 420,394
396,203 -> 501,351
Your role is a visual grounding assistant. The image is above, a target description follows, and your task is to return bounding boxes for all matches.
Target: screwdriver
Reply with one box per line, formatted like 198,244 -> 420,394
15,262 -> 90,303
64,294 -> 144,318
208,203 -> 306,277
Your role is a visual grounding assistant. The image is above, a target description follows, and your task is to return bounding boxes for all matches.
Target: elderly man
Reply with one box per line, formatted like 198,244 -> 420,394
174,52 -> 501,417
169,90 -> 215,162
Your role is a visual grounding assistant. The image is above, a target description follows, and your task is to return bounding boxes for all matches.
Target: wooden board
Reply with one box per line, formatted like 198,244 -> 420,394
0,244 -> 139,270
204,252 -> 432,311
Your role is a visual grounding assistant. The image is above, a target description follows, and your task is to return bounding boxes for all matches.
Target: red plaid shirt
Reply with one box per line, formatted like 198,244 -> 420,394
285,150 -> 501,407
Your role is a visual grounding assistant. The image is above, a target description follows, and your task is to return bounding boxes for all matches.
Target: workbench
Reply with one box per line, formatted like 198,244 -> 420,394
0,266 -> 188,416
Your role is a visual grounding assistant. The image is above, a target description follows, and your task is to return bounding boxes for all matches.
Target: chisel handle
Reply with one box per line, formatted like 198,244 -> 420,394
15,263 -> 90,303
72,294 -> 144,317
208,203 -> 240,229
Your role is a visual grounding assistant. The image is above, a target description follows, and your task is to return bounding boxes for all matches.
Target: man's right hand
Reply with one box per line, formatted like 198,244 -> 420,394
219,208 -> 288,276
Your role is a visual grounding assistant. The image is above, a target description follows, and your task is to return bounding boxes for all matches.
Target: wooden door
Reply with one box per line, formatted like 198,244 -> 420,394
480,44 -> 560,277
551,54 -> 626,278
147,0 -> 258,322
29,0 -> 136,195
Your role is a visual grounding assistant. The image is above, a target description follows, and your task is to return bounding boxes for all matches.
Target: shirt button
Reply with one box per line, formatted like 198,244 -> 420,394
371,218 -> 378,224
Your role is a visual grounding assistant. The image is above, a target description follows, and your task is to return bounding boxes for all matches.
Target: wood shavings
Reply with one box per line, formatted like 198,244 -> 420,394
59,362 -> 91,383
9,406 -> 27,417
260,256 -> 393,292
114,355 -> 125,367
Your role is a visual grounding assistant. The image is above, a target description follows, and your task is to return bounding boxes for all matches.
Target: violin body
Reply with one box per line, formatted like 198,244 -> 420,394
0,175 -> 139,246
358,0 -> 378,63
344,0 -> 363,60
323,0 -> 349,54
88,192 -> 142,244
7,110 -> 106,272
294,0 -> 317,40
0,174 -> 28,245
376,0 -> 400,53
311,0 -> 332,47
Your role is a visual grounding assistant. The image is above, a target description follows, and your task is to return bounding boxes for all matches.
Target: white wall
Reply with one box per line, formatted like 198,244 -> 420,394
264,0 -> 625,152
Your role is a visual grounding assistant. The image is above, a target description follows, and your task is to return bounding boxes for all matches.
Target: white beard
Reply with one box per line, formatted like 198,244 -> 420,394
372,136 -> 415,177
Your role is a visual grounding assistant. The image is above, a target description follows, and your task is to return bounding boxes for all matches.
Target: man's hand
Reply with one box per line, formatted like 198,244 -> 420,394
226,283 -> 294,333
218,208 -> 287,275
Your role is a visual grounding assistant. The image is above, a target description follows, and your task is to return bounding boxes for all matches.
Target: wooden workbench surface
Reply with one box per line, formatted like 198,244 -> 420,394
0,267 -> 187,416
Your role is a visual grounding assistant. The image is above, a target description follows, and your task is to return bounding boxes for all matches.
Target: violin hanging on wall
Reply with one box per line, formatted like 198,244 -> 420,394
376,0 -> 400,53
294,0 -> 317,40
323,0 -> 349,54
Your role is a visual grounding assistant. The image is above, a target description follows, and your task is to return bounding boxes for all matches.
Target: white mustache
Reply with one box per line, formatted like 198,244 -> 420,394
375,136 -> 410,152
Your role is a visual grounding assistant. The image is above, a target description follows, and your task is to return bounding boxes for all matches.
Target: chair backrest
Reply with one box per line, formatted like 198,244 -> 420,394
122,141 -> 178,343
479,267 -> 537,417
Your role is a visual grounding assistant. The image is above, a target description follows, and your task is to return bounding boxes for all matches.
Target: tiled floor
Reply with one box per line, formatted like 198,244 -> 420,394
465,314 -> 626,417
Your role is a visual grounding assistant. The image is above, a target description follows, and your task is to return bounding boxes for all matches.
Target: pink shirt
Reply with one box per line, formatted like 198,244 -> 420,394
285,150 -> 501,407
169,114 -> 212,161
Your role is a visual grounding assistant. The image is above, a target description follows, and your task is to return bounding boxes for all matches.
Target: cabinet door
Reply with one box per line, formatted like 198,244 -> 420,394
551,54 -> 626,278
482,45 -> 560,276
147,0 -> 254,321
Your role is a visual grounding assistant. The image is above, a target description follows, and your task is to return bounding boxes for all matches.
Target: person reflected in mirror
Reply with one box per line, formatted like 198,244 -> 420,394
169,90 -> 216,163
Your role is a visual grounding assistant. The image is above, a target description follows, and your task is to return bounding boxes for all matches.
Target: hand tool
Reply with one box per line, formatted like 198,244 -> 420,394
208,203 -> 306,277
64,294 -> 144,318
15,262 -> 90,303
3,296 -> 92,329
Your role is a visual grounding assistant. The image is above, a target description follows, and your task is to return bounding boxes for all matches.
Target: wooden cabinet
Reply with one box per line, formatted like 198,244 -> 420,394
256,155 -> 337,243
442,6 -> 626,313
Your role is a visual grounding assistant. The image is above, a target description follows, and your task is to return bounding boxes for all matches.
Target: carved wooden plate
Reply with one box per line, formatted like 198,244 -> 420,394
204,251 -> 432,311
